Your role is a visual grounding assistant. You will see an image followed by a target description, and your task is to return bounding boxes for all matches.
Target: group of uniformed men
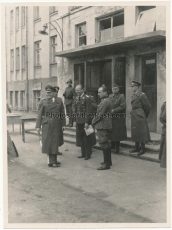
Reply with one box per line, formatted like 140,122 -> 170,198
36,79 -> 152,170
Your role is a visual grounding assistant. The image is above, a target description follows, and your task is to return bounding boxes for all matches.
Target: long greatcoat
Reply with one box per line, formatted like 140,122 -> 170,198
131,91 -> 151,142
109,93 -> 127,141
159,101 -> 166,168
36,97 -> 65,154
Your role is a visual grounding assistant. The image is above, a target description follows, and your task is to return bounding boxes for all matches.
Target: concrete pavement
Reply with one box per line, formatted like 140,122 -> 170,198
6,129 -> 166,225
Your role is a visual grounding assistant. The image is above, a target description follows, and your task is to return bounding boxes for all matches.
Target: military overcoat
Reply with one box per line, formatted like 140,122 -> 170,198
72,93 -> 96,147
130,91 -> 151,142
36,97 -> 65,154
109,93 -> 127,141
63,85 -> 76,105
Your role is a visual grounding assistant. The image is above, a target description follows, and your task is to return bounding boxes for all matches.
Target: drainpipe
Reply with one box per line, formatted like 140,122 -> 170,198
25,7 -> 29,112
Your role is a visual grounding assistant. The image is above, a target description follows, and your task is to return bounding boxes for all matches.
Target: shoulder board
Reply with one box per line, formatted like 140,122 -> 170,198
86,95 -> 89,98
40,98 -> 46,101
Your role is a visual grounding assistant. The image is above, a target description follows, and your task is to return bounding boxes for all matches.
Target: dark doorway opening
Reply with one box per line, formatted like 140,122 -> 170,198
142,54 -> 157,132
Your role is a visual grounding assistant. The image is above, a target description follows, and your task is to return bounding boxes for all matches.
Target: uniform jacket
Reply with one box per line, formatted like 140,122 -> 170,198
130,91 -> 151,142
109,93 -> 127,141
36,97 -> 65,154
72,93 -> 92,124
63,86 -> 76,105
92,96 -> 112,130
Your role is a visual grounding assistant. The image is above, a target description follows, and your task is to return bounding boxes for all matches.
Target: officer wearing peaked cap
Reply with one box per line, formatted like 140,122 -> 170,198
129,80 -> 151,156
72,84 -> 95,160
109,83 -> 127,154
36,85 -> 65,167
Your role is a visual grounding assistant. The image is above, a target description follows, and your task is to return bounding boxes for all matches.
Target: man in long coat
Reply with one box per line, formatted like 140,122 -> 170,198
36,85 -> 65,167
72,85 -> 96,160
109,84 -> 127,153
92,85 -> 112,170
159,101 -> 166,168
129,80 -> 151,156
63,79 -> 76,127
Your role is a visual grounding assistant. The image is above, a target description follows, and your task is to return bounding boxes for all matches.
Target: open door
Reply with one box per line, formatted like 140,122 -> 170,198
114,57 -> 126,95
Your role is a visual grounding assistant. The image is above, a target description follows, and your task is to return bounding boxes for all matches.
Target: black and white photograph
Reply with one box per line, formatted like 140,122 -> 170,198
1,1 -> 170,228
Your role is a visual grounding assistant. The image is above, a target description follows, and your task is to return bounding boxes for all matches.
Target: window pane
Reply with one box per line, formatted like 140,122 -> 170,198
113,13 -> 124,27
79,36 -> 86,46
100,18 -> 111,30
79,24 -> 86,36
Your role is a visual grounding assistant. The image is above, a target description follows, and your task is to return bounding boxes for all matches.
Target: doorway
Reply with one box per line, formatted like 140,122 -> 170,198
142,54 -> 157,132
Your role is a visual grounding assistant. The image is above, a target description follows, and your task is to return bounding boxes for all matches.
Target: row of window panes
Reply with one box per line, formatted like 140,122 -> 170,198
10,37 -> 57,71
9,90 -> 41,110
10,6 -> 25,32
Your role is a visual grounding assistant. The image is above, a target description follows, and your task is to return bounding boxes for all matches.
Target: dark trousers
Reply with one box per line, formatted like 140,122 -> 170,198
111,141 -> 120,150
47,154 -> 58,164
66,104 -> 73,125
76,124 -> 92,157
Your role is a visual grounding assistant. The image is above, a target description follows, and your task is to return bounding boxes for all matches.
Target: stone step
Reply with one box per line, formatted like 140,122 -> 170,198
63,129 -> 160,152
63,136 -> 160,163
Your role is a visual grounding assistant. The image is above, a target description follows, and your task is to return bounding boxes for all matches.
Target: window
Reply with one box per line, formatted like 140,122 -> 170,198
15,91 -> 18,108
35,41 -> 41,66
134,7 -> 156,35
22,6 -> 25,27
22,46 -> 26,69
16,47 -> 20,70
10,49 -> 14,71
50,6 -> 58,14
20,91 -> 25,108
99,11 -> 124,42
16,7 -> 19,30
34,6 -> 40,20
78,23 -> 86,46
10,91 -> 13,106
10,10 -> 13,32
50,36 -> 57,64
33,90 -> 41,110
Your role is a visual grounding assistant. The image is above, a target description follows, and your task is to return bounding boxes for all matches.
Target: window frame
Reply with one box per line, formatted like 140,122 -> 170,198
77,23 -> 87,47
50,36 -> 57,64
98,10 -> 124,42
22,45 -> 26,70
34,6 -> 40,21
10,49 -> 14,71
16,7 -> 19,30
10,10 -> 14,33
21,6 -> 25,27
35,41 -> 41,66
15,47 -> 20,71
134,8 -> 156,35
50,6 -> 58,14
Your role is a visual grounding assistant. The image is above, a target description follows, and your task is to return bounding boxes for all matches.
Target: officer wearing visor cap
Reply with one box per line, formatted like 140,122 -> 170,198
36,85 -> 65,167
129,80 -> 151,156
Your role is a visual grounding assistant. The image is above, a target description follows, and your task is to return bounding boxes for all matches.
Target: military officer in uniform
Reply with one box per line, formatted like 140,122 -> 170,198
63,79 -> 76,127
73,85 -> 95,160
159,101 -> 166,168
36,85 -> 65,167
109,84 -> 127,153
92,85 -> 112,170
129,80 -> 151,156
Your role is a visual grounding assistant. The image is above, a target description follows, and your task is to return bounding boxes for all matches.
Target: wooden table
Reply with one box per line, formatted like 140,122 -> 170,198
20,117 -> 37,143
7,114 -> 21,134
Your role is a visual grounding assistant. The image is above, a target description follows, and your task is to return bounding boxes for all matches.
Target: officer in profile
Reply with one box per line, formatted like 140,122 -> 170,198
129,80 -> 151,156
63,79 -> 76,127
92,85 -> 112,170
72,84 -> 94,160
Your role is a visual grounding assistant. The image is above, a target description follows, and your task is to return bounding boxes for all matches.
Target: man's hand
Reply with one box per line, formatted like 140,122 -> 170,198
85,123 -> 89,129
36,128 -> 41,133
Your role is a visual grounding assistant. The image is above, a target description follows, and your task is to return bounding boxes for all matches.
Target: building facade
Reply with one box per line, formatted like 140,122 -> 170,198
5,5 -> 166,134
55,6 -> 166,134
5,6 -> 68,112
